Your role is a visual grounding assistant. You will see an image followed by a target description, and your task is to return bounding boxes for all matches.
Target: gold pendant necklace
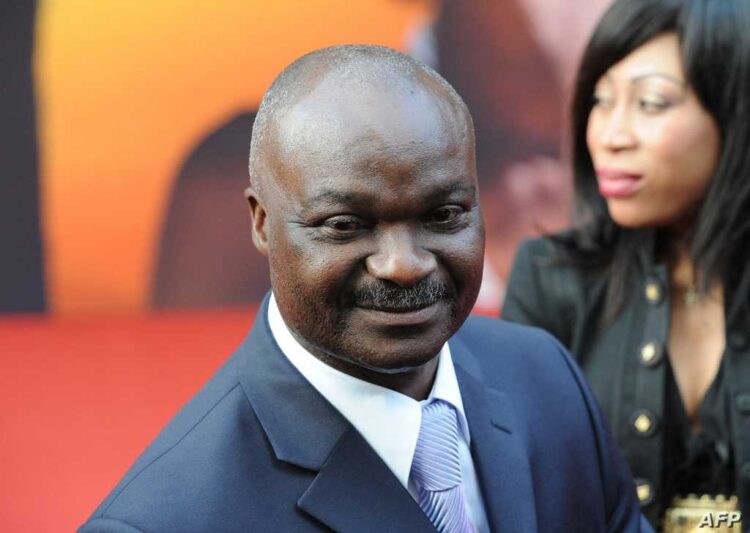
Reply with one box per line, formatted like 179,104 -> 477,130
683,283 -> 699,306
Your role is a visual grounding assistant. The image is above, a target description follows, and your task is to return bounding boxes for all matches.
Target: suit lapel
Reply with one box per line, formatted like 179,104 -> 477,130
237,295 -> 434,532
451,337 -> 539,533
298,428 -> 435,532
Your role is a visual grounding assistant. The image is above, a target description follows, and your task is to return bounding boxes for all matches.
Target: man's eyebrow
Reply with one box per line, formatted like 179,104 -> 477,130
305,182 -> 476,207
436,182 -> 476,197
306,190 -> 364,206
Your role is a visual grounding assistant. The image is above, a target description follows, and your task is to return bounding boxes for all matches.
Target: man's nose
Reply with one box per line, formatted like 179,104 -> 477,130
365,226 -> 437,287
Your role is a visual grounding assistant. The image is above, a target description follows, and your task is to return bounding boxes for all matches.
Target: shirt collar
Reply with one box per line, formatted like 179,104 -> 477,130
267,293 -> 470,488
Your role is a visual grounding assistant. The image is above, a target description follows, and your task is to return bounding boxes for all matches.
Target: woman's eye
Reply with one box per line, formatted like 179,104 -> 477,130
638,98 -> 669,113
592,93 -> 613,109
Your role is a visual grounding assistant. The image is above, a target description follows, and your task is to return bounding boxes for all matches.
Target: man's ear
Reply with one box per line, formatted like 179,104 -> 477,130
245,186 -> 269,256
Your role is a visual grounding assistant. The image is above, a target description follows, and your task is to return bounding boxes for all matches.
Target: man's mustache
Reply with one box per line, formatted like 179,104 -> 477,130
353,278 -> 451,312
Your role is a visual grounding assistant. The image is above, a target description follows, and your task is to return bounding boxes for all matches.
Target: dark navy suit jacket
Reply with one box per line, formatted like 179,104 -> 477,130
80,297 -> 649,532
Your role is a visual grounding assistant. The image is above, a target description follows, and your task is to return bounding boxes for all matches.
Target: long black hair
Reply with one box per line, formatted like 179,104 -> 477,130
559,0 -> 750,327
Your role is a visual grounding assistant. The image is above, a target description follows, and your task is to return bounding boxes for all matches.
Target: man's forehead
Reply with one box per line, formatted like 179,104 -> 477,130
271,74 -> 470,170
283,61 -> 460,118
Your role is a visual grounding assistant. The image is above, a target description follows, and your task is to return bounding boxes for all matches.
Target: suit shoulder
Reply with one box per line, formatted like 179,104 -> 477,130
79,517 -> 144,533
87,351 -> 248,520
458,313 -> 558,347
455,314 -> 570,372
454,316 -> 601,434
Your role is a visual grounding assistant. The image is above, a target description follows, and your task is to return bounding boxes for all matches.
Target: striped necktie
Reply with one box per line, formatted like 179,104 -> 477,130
411,399 -> 475,533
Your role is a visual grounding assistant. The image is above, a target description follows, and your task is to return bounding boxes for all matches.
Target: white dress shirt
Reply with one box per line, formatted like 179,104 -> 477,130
268,294 -> 489,532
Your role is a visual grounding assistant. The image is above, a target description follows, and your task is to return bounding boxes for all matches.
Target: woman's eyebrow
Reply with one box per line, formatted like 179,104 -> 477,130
630,72 -> 687,87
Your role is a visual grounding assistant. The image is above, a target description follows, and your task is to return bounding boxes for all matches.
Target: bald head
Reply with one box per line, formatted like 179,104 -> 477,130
247,45 -> 473,194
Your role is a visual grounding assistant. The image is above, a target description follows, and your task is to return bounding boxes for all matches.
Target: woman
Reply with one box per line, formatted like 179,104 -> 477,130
502,0 -> 750,529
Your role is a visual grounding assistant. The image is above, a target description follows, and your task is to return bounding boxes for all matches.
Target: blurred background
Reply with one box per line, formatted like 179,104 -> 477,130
1,0 -> 609,529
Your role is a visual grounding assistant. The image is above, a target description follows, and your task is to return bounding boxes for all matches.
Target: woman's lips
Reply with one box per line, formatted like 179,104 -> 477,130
596,168 -> 643,198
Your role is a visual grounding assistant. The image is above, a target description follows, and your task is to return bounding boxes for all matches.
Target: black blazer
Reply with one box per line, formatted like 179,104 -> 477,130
80,295 -> 648,532
503,237 -> 750,529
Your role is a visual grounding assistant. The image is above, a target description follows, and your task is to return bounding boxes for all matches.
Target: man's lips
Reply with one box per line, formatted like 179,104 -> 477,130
596,168 -> 643,198
355,302 -> 441,326
357,300 -> 436,313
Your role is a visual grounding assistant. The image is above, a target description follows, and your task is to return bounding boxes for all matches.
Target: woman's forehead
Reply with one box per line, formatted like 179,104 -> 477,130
602,33 -> 684,84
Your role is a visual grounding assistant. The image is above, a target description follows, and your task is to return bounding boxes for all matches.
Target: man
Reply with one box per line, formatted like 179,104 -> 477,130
80,46 -> 647,532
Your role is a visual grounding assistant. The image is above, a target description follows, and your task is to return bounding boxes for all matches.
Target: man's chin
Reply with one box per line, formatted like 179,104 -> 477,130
331,333 -> 447,374
334,303 -> 458,364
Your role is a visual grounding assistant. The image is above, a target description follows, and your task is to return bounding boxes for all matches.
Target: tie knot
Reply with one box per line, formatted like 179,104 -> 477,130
411,400 -> 462,491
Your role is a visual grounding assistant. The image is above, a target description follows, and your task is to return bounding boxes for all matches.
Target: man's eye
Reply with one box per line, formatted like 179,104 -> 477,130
323,216 -> 364,233
427,206 -> 464,225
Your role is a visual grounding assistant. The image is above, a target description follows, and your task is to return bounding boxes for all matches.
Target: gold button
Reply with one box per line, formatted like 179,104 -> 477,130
639,341 -> 664,367
636,482 -> 652,503
630,410 -> 659,438
641,343 -> 656,363
645,282 -> 661,303
634,414 -> 652,434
